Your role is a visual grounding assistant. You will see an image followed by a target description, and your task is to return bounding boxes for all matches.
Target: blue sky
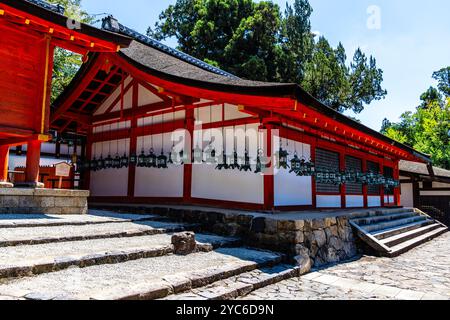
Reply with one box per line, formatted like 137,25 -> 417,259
82,0 -> 450,131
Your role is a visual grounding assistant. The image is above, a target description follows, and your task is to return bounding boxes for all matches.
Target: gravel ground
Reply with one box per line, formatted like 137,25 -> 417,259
240,232 -> 450,300
0,248 -> 281,300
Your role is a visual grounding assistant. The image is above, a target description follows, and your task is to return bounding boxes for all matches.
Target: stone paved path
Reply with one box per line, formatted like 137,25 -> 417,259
240,232 -> 450,300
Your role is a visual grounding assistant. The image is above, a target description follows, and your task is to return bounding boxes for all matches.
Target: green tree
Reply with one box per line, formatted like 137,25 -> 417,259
149,0 -> 387,114
47,0 -> 92,102
432,67 -> 450,97
382,68 -> 450,169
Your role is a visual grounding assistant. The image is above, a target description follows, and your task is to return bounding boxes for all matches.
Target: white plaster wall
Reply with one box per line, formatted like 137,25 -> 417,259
134,133 -> 184,198
138,83 -> 163,107
196,103 -> 251,124
94,76 -> 133,115
191,164 -> 264,204
93,121 -> 131,133
346,196 -> 364,208
274,139 -> 312,207
90,139 -> 129,197
135,166 -> 184,198
368,196 -> 381,207
401,183 -> 414,208
316,196 -> 341,208
41,143 -> 56,154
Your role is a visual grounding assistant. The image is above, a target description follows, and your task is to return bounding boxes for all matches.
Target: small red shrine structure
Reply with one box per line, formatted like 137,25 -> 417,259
0,0 -> 130,188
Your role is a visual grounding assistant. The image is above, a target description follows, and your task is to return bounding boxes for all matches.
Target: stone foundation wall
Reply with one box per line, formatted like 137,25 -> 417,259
0,189 -> 89,215
92,204 -> 358,268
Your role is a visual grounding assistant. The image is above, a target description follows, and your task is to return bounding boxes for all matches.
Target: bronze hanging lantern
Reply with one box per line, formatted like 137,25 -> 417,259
216,153 -> 229,170
204,144 -> 217,165
97,156 -> 105,170
137,149 -> 146,167
157,150 -> 168,169
239,152 -> 252,172
129,152 -> 137,166
229,150 -> 239,170
112,154 -> 121,168
289,153 -> 302,174
277,147 -> 290,170
105,154 -> 113,169
120,153 -> 129,168
90,157 -> 97,171
146,148 -> 157,168
255,150 -> 263,174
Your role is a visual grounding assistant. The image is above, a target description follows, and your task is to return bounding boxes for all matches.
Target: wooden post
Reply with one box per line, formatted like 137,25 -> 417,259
362,159 -> 368,208
262,124 -> 274,211
394,160 -> 401,206
24,140 -> 43,188
0,145 -> 13,187
127,82 -> 139,198
340,153 -> 346,208
183,107 -> 194,202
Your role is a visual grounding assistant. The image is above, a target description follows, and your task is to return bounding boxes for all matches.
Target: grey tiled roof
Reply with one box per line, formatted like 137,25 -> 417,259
400,160 -> 450,178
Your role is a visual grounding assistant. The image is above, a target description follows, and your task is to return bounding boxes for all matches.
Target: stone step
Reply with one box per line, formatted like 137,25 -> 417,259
0,212 -> 168,229
0,233 -> 241,279
350,208 -> 414,219
352,212 -> 417,226
0,248 -> 283,300
381,223 -> 443,248
388,227 -> 448,257
0,221 -> 200,247
375,208 -> 414,215
373,220 -> 435,240
162,264 -> 299,300
362,216 -> 428,233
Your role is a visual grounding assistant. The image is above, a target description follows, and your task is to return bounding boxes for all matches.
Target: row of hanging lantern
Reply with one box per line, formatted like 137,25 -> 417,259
82,110 -> 399,188
315,170 -> 400,188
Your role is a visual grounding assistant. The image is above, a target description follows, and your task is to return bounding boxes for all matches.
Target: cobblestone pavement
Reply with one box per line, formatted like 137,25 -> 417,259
240,232 -> 450,300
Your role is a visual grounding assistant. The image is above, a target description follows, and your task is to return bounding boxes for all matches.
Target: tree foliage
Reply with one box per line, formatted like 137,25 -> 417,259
149,0 -> 387,113
382,68 -> 450,169
47,0 -> 92,102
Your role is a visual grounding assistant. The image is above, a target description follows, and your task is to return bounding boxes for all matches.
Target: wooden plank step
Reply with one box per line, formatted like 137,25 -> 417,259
381,223 -> 443,248
388,227 -> 448,257
362,216 -> 428,233
373,220 -> 435,240
352,212 -> 417,226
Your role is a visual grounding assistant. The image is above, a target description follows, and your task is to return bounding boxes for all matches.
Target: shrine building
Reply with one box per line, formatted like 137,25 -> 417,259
1,0 -> 432,212
47,15 -> 431,212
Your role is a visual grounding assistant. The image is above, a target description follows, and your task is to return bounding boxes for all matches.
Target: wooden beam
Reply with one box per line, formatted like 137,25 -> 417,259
51,56 -> 105,124
93,100 -> 173,123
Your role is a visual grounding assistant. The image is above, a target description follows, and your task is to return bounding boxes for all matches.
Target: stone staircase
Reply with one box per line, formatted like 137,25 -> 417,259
0,210 -> 298,300
350,208 -> 448,257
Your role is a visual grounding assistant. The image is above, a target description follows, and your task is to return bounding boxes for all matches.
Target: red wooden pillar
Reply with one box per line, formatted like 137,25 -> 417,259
262,124 -> 274,211
340,153 -> 346,209
362,159 -> 368,208
310,141 -> 317,209
380,164 -> 385,207
127,83 -> 139,199
83,128 -> 93,190
393,160 -> 401,206
0,145 -> 13,187
183,107 -> 194,202
24,140 -> 43,188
